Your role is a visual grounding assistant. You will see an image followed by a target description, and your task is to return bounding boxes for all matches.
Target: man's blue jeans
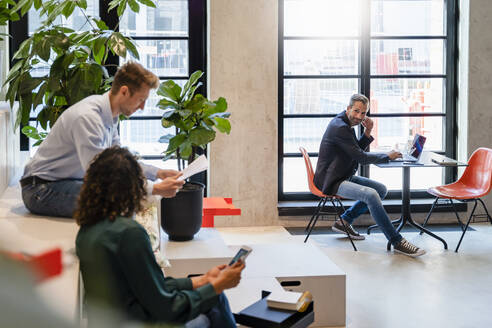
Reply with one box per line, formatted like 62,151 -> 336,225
21,179 -> 83,218
336,175 -> 402,246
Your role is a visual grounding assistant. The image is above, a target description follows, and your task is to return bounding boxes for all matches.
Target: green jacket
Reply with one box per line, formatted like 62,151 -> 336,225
76,216 -> 218,325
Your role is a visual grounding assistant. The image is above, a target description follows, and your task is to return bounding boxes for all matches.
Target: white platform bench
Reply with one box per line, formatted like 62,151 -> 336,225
0,185 -> 80,324
160,227 -> 347,327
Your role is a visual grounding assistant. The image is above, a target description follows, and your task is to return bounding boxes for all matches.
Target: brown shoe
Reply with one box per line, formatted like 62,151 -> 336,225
394,238 -> 426,257
332,220 -> 365,240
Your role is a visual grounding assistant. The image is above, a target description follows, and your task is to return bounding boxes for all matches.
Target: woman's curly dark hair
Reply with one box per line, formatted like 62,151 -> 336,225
74,146 -> 147,226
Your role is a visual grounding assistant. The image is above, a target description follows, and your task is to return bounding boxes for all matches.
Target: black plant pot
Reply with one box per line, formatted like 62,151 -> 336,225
161,181 -> 204,241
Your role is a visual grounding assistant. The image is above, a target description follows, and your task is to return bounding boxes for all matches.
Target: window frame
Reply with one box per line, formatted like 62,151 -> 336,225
10,0 -> 207,162
278,0 -> 458,201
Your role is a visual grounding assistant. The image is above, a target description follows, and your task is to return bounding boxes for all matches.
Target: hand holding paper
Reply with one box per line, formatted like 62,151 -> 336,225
178,155 -> 208,180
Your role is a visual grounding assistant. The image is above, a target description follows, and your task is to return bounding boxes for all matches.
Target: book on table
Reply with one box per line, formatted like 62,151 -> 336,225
234,290 -> 314,328
266,290 -> 312,312
431,157 -> 457,166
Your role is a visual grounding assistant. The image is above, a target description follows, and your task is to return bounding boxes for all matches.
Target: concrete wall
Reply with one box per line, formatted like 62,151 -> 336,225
209,0 -> 280,226
466,0 -> 492,215
208,0 -> 492,227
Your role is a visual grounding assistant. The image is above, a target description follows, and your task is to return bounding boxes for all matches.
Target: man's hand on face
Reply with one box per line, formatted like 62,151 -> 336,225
362,116 -> 374,137
152,173 -> 185,198
387,150 -> 402,160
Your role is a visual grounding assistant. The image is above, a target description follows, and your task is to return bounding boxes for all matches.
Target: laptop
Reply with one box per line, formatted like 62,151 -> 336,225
392,134 -> 427,162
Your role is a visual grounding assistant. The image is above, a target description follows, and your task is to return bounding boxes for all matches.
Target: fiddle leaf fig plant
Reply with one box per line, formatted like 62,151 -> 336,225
4,0 -> 155,143
157,70 -> 231,166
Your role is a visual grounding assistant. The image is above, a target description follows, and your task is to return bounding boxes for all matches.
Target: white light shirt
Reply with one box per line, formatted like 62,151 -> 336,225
22,92 -> 159,183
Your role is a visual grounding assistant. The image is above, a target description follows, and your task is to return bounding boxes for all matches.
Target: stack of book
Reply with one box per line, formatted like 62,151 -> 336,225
266,290 -> 313,312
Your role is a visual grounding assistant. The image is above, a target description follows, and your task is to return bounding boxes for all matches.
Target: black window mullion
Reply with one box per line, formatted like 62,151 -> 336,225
360,0 -> 371,179
370,74 -> 446,79
131,36 -> 188,41
9,12 -> 29,151
371,35 -> 447,40
278,0 -> 285,201
285,75 -> 360,79
188,0 -> 207,95
445,0 -> 458,184
100,0 -> 119,76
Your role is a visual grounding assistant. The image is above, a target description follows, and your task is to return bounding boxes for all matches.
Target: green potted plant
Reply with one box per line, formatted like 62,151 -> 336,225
156,70 -> 231,240
4,0 -> 154,144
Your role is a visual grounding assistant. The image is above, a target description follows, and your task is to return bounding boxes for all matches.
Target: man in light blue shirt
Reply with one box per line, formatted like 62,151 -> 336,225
20,62 -> 184,217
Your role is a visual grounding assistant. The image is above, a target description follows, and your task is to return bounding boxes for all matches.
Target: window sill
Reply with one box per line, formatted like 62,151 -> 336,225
278,198 -> 467,217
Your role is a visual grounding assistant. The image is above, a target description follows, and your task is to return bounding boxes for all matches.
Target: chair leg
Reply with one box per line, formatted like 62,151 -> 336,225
304,198 -> 327,243
305,198 -> 324,232
449,199 -> 466,231
368,218 -> 400,235
455,200 -> 478,252
420,197 -> 439,235
334,198 -> 357,252
477,198 -> 492,225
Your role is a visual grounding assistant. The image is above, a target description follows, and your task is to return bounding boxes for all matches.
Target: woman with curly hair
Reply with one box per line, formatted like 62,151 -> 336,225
75,146 -> 244,327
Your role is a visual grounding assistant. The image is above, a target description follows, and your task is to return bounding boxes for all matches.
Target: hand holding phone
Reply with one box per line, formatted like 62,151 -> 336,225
229,246 -> 252,266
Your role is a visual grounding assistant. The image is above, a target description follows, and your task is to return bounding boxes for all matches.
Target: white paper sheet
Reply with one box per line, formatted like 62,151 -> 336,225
178,155 -> 208,180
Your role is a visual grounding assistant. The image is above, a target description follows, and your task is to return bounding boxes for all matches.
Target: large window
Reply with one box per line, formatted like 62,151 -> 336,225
279,0 -> 457,200
119,0 -> 193,170
16,0 -> 206,171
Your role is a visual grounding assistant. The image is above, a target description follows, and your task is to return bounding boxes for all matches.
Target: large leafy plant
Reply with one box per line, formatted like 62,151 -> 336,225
157,71 -> 231,168
4,0 -> 155,145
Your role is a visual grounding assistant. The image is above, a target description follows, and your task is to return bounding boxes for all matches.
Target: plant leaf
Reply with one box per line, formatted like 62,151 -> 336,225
161,109 -> 176,119
158,134 -> 174,143
157,80 -> 182,102
136,0 -> 156,8
161,118 -> 174,128
157,98 -> 179,111
181,70 -> 203,99
13,38 -> 31,59
123,37 -> 139,59
93,36 -> 107,64
179,141 -> 192,158
167,133 -> 187,152
186,94 -> 205,113
62,1 -> 76,18
33,82 -> 47,109
37,37 -> 51,61
108,32 -> 127,57
189,127 -> 216,146
213,117 -> 231,134
209,112 -> 231,119
78,0 -> 88,10
92,18 -> 109,30
214,97 -> 227,112
128,0 -> 140,13
117,0 -> 128,16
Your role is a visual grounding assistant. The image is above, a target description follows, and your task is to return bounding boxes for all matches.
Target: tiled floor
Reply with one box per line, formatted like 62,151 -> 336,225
218,223 -> 492,328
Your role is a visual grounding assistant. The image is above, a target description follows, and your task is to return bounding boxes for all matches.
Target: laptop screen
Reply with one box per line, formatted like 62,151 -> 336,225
409,134 -> 426,159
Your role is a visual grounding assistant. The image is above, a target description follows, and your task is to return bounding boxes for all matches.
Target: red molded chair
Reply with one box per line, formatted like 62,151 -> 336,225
299,147 -> 357,251
422,148 -> 492,252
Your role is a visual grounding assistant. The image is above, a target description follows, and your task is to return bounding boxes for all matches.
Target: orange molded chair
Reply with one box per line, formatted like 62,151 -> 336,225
299,147 -> 357,251
422,148 -> 492,252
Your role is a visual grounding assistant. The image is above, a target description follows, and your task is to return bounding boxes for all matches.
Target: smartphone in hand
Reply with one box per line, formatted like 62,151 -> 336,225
229,246 -> 252,265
